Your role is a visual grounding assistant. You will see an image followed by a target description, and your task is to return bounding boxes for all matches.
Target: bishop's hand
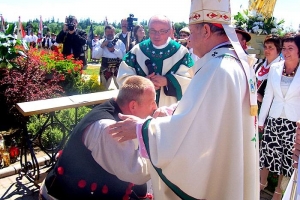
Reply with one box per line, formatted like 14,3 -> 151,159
108,113 -> 142,142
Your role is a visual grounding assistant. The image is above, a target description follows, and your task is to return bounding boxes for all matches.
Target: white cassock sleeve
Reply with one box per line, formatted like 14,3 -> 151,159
83,119 -> 150,185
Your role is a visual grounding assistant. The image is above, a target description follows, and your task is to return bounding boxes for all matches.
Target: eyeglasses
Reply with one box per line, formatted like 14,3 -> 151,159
149,29 -> 170,35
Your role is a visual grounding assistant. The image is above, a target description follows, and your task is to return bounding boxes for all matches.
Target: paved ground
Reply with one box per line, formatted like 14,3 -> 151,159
0,151 -> 49,200
260,190 -> 274,200
0,172 -> 40,200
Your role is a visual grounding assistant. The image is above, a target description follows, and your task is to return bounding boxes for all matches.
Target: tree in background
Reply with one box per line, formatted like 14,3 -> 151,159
6,17 -> 187,39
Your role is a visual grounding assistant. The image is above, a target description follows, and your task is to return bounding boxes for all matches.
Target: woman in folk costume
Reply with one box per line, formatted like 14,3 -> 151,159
254,35 -> 282,145
259,33 -> 300,200
255,34 -> 282,106
109,0 -> 260,199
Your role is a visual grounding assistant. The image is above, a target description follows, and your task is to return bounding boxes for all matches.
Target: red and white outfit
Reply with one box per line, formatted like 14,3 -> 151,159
255,56 -> 282,89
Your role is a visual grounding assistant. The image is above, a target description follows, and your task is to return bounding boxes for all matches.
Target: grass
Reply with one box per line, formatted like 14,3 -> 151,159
83,65 -> 99,76
83,49 -> 101,76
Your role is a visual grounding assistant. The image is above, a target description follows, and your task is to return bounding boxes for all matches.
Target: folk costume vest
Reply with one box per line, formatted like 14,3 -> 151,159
45,99 -> 147,199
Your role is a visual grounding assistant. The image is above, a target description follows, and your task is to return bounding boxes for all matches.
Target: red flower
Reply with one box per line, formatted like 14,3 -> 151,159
59,75 -> 65,81
66,54 -> 74,60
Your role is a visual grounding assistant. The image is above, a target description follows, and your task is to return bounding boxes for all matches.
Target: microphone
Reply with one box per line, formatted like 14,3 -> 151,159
145,59 -> 154,74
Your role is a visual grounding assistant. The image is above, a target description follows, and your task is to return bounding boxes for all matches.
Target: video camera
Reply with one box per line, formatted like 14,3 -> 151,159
127,14 -> 137,32
66,16 -> 76,31
106,35 -> 119,48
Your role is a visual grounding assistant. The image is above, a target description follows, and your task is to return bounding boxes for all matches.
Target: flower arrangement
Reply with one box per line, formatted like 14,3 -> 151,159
233,9 -> 285,35
0,47 -> 64,125
37,50 -> 85,95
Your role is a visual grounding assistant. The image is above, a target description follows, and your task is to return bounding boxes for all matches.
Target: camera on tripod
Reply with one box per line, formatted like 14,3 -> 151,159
127,14 -> 138,32
66,16 -> 76,31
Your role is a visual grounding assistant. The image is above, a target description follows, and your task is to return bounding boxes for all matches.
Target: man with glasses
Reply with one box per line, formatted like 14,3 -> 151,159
117,15 -> 194,107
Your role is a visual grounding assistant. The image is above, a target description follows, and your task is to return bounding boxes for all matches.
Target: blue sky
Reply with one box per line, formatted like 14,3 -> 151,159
0,0 -> 299,30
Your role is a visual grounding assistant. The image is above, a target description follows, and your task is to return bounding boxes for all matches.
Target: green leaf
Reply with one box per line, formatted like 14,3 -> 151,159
251,137 -> 256,142
5,24 -> 15,35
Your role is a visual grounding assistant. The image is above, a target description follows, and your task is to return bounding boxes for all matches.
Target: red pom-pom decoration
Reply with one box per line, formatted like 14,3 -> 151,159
91,183 -> 97,192
78,180 -> 87,188
57,167 -> 64,175
102,185 -> 108,194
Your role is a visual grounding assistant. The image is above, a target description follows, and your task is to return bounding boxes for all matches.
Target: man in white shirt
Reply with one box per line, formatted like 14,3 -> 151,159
93,25 -> 126,90
27,32 -> 38,48
39,76 -> 156,200
91,34 -> 100,63
115,18 -> 130,52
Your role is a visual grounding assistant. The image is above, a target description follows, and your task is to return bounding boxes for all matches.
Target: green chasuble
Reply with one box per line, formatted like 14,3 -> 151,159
117,38 -> 194,107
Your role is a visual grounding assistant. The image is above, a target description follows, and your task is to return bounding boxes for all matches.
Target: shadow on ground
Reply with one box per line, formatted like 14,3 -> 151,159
0,181 -> 39,200
260,190 -> 273,200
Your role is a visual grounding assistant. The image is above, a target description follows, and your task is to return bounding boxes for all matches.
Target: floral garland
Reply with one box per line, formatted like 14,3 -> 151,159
233,9 -> 285,35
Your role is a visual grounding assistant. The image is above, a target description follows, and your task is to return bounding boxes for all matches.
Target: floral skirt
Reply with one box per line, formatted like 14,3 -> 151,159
259,117 -> 296,177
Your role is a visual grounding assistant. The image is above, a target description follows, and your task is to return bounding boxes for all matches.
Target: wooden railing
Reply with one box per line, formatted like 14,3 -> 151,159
15,90 -> 118,187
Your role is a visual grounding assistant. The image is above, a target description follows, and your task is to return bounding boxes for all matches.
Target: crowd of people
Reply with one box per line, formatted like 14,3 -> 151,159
11,0 -> 298,199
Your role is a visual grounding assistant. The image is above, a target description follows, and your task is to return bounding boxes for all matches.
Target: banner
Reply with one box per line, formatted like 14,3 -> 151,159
87,23 -> 94,49
38,15 -> 43,43
17,16 -> 26,39
105,16 -> 108,26
0,14 -> 5,32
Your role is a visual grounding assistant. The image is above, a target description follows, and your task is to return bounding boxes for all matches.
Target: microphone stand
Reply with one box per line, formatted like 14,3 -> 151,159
126,31 -> 130,52
126,25 -> 134,52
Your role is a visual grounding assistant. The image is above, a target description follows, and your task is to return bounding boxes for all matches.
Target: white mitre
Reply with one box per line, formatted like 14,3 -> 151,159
189,0 -> 258,116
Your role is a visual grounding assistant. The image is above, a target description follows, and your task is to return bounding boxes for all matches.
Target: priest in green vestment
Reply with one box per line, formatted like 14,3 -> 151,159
117,15 -> 194,107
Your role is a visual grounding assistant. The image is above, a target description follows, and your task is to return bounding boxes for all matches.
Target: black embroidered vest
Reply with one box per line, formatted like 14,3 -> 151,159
45,99 -> 147,199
